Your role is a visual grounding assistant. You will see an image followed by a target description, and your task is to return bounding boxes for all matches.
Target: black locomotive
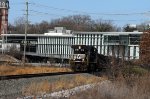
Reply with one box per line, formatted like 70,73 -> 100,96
69,45 -> 108,72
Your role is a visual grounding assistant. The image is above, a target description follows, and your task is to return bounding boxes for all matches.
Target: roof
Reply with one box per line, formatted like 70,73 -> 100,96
1,31 -> 143,37
74,31 -> 143,35
1,33 -> 73,37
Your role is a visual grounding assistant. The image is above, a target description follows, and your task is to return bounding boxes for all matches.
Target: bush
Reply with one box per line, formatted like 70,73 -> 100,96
70,73 -> 150,99
123,66 -> 148,76
6,45 -> 22,60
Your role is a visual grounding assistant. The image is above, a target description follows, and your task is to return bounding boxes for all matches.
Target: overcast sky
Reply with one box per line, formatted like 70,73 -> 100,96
9,0 -> 150,27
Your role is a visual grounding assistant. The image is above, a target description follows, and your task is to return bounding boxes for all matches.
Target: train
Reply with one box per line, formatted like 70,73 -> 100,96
69,45 -> 109,72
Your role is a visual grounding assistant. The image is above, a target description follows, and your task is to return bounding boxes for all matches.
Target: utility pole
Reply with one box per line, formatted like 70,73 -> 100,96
23,0 -> 28,66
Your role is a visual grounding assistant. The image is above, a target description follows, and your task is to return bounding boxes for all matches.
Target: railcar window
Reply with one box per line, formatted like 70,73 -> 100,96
75,49 -> 79,51
81,49 -> 84,51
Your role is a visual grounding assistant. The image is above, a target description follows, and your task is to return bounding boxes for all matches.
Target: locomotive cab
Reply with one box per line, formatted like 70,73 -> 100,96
87,46 -> 98,71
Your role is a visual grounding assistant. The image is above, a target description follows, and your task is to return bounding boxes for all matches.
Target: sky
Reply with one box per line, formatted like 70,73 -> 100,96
9,0 -> 150,27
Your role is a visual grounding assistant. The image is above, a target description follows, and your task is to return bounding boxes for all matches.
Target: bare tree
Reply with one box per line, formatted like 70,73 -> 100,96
28,21 -> 50,34
50,15 -> 118,32
50,15 -> 92,31
140,29 -> 150,67
92,19 -> 117,32
13,17 -> 26,34
137,23 -> 148,32
9,15 -> 119,34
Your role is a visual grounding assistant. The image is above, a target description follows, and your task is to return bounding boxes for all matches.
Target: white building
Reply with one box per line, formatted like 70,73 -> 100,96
1,27 -> 142,60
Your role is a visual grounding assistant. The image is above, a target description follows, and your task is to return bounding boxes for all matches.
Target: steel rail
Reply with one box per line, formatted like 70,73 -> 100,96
0,72 -> 87,81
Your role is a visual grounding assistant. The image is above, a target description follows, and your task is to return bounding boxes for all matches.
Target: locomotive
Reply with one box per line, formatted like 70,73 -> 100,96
69,45 -> 108,72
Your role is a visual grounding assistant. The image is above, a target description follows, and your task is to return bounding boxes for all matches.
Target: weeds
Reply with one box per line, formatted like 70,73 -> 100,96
70,73 -> 150,99
22,75 -> 105,96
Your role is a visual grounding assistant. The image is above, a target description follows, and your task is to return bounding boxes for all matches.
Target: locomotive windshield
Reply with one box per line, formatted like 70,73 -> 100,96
74,48 -> 85,54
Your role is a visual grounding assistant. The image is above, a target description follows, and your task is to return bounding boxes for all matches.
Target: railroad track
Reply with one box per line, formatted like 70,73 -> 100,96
0,72 -> 87,81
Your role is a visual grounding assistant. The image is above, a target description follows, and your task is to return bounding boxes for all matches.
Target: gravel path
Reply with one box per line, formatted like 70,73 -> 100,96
0,73 -> 95,99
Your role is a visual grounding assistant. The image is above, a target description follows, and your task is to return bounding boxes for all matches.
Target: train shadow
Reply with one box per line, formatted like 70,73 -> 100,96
88,69 -> 109,77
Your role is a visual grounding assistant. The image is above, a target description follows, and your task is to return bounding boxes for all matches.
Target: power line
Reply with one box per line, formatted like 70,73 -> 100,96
13,9 -> 148,23
10,1 -> 149,24
29,10 -> 63,17
10,2 -> 24,5
29,2 -> 150,16
28,10 -> 147,22
20,9 -> 147,23
29,3 -> 85,14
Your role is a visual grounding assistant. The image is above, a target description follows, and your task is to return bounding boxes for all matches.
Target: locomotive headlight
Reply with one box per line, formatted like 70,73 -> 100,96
79,46 -> 81,49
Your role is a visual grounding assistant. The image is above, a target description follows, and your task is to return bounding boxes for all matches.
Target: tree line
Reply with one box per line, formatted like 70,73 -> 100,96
8,14 -> 148,34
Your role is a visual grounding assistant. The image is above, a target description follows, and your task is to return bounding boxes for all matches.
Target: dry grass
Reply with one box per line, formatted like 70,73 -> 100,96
22,75 -> 106,96
52,75 -> 106,91
22,80 -> 51,96
0,65 -> 72,76
71,73 -> 150,99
